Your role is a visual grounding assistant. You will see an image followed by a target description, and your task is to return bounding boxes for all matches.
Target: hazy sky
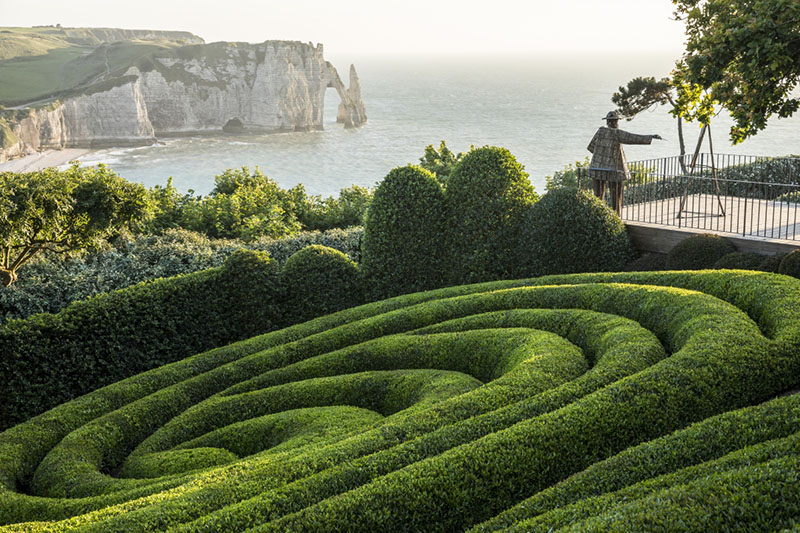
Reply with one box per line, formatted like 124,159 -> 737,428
1,0 -> 687,58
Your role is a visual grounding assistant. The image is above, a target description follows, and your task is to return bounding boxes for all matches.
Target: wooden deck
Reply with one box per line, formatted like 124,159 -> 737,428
621,193 -> 800,241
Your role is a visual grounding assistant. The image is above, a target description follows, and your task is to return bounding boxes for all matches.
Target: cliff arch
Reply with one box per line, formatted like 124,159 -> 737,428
327,63 -> 367,129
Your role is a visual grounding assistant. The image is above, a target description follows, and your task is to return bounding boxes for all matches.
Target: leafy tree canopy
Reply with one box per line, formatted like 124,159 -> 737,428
418,141 -> 468,185
673,0 -> 800,143
0,163 -> 148,286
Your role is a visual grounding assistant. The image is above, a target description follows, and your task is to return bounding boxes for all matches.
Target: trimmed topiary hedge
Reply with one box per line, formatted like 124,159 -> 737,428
714,251 -> 765,270
516,188 -> 633,276
665,233 -> 736,269
0,249 -> 283,429
625,252 -> 667,271
1,270 -> 799,530
280,245 -> 364,323
759,253 -> 785,273
361,165 -> 449,299
778,249 -> 800,278
0,226 -> 363,323
446,146 -> 539,283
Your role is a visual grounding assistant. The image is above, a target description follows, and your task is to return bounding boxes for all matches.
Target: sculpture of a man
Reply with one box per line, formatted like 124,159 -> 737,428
587,110 -> 661,215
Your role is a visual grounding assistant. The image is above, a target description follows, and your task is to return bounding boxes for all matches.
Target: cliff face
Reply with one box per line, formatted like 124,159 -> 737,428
0,41 -> 366,162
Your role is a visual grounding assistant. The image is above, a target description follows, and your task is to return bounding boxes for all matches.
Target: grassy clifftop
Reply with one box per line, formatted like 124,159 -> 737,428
0,27 -> 203,106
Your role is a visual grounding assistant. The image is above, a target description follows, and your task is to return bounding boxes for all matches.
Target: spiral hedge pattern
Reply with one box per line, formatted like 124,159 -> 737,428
1,270 -> 800,531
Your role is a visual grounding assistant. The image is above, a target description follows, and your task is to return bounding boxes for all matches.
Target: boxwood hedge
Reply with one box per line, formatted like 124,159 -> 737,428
0,249 -> 283,430
0,270 -> 798,531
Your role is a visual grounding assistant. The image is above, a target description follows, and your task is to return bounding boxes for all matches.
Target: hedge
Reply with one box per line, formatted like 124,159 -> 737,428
361,165 -> 449,298
713,251 -> 765,270
0,249 -> 282,429
446,146 -> 538,283
0,226 -> 363,323
517,188 -> 633,276
779,249 -> 800,278
0,270 -> 798,531
665,233 -> 736,269
472,393 -> 800,531
280,245 -> 363,323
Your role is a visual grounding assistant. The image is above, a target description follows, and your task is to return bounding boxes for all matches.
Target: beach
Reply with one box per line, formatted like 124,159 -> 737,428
0,148 -> 94,173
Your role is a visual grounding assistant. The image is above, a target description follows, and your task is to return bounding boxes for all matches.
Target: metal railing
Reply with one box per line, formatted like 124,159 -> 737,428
577,154 -> 800,241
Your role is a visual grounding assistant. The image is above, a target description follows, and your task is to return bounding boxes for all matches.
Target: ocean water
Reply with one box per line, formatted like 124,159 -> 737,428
78,53 -> 800,197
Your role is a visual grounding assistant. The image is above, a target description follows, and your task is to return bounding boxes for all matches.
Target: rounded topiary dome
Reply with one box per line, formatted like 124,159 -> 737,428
713,251 -> 764,270
361,165 -> 449,298
778,249 -> 800,278
280,245 -> 363,323
759,254 -> 785,273
517,188 -> 633,276
446,146 -> 538,283
665,234 -> 736,270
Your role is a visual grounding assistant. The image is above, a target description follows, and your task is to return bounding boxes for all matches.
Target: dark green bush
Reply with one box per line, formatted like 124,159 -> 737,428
361,165 -> 449,298
446,146 -> 538,283
0,227 -> 362,323
625,252 -> 667,271
778,249 -> 800,278
759,253 -> 786,273
281,245 -> 364,323
713,251 -> 764,270
516,188 -> 633,276
665,233 -> 736,269
0,249 -> 282,429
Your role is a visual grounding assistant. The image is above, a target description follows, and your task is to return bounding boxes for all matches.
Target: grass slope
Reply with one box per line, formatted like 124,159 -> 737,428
0,270 -> 799,531
0,27 -> 197,105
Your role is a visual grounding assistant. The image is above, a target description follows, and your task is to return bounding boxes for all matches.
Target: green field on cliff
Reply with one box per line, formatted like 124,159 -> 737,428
0,27 -> 198,106
2,270 -> 799,531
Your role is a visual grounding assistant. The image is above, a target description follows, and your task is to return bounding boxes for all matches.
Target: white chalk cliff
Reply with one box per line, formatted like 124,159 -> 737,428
0,41 -> 366,162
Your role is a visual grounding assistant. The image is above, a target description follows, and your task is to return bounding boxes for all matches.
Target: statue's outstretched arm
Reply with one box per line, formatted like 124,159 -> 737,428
616,129 -> 656,145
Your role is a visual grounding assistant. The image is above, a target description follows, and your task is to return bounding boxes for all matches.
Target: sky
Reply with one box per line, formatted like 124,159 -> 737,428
0,0 -> 687,59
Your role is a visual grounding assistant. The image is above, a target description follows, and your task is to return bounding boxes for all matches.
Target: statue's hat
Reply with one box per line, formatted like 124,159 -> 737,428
603,110 -> 623,121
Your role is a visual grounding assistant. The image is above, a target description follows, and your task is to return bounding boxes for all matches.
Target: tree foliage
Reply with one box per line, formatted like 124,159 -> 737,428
0,163 -> 148,287
143,170 -> 372,238
672,0 -> 800,143
612,76 -> 690,158
418,141 -> 467,185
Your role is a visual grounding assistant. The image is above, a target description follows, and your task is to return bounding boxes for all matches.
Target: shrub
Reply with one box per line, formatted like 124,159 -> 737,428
0,227 -> 363,323
517,188 -> 633,276
625,252 -> 667,271
1,271 -> 799,530
361,165 -> 449,298
545,157 -> 590,192
0,249 -> 282,429
446,146 -> 539,283
281,245 -> 364,323
778,249 -> 800,278
759,253 -> 786,273
665,233 -> 736,269
713,251 -> 765,270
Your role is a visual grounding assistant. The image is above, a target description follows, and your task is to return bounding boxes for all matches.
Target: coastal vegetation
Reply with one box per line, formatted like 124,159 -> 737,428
0,163 -> 148,287
0,137 -> 797,529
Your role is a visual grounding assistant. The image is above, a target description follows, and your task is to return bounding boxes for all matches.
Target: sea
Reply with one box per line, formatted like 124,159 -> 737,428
76,53 -> 800,197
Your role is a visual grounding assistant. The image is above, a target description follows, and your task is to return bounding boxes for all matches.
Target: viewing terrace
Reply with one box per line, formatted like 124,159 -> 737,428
579,154 -> 800,255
